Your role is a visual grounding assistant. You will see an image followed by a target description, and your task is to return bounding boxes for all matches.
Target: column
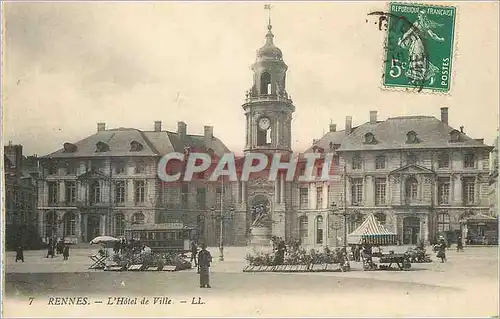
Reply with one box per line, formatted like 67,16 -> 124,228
280,172 -> 285,204
127,180 -> 134,204
100,214 -> 106,236
310,184 -> 316,209
323,212 -> 329,246
76,212 -> 82,244
275,176 -> 279,203
59,181 -> 65,203
38,210 -> 45,241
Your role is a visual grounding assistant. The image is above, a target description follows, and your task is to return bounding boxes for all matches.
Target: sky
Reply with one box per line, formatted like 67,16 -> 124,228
3,1 -> 499,156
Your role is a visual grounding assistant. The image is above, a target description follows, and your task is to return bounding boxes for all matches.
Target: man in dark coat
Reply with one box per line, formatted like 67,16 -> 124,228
456,236 -> 464,252
190,241 -> 198,266
197,244 -> 212,288
15,245 -> 24,262
63,245 -> 70,260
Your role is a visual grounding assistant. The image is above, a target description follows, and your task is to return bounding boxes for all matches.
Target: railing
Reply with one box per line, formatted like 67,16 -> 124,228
245,93 -> 293,104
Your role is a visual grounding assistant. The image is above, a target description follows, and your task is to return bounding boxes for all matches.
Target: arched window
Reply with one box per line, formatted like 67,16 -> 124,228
437,212 -> 450,232
62,212 -> 76,237
375,212 -> 386,226
405,176 -> 418,201
299,216 -> 308,244
114,213 -> 125,237
260,72 -> 271,95
132,212 -> 145,224
316,215 -> 324,245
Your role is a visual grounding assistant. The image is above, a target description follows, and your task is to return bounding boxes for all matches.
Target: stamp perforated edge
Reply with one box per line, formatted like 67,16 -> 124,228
377,1 -> 460,96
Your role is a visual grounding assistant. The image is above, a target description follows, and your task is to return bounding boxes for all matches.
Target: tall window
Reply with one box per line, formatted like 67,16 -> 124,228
407,153 -> 417,165
115,213 -> 125,236
463,177 -> 475,204
437,212 -> 450,232
351,178 -> 363,205
352,156 -> 362,170
260,72 -> 271,95
65,182 -> 76,204
375,212 -> 386,225
196,188 -> 206,209
90,181 -> 101,204
316,186 -> 323,208
135,160 -> 145,174
181,184 -> 189,208
134,181 -> 145,204
405,177 -> 418,201
63,212 -> 76,236
316,216 -> 323,244
115,160 -> 126,174
48,182 -> 58,204
92,160 -> 105,173
115,181 -> 126,204
464,153 -> 475,168
299,216 -> 308,242
299,188 -> 309,209
66,161 -> 78,175
48,162 -> 58,175
438,152 -> 449,168
375,178 -> 386,205
375,155 -> 386,169
438,178 -> 450,205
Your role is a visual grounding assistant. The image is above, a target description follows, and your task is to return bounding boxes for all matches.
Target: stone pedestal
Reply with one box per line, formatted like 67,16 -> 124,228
250,226 -> 271,246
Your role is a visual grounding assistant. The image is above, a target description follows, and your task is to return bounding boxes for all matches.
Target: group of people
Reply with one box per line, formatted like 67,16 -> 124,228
190,241 -> 213,288
46,239 -> 70,260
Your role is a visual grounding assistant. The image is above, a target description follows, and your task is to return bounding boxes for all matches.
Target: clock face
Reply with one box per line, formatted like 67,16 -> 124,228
258,117 -> 271,130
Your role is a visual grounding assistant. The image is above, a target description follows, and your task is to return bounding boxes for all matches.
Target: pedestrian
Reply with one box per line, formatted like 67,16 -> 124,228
15,245 -> 24,262
457,236 -> 464,252
63,245 -> 70,260
354,244 -> 361,262
437,236 -> 447,262
197,244 -> 212,288
190,241 -> 198,266
47,243 -> 54,258
275,238 -> 286,265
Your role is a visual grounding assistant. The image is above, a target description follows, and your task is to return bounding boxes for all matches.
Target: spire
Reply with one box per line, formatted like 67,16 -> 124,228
264,3 -> 274,45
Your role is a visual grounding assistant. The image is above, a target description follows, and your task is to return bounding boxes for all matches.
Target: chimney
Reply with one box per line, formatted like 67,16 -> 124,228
329,123 -> 337,132
440,107 -> 449,124
369,111 -> 378,124
345,116 -> 352,135
204,125 -> 214,143
177,121 -> 187,138
154,121 -> 162,132
97,123 -> 106,132
460,126 -> 465,134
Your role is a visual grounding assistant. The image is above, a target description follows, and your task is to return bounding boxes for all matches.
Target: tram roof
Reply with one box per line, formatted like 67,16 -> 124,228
125,223 -> 195,231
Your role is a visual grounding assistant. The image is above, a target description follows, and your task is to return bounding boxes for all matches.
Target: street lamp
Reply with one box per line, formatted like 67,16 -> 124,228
330,201 -> 349,250
210,205 -> 235,261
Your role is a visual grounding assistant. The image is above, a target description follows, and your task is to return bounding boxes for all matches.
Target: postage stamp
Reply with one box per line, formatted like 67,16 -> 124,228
382,2 -> 457,92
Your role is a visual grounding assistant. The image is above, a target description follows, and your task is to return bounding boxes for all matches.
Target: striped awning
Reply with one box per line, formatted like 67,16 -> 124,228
347,213 -> 398,246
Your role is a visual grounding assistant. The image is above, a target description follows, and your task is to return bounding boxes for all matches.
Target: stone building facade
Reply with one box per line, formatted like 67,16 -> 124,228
4,143 -> 40,249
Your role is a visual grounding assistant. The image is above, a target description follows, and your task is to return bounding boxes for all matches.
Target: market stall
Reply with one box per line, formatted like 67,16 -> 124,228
347,213 -> 397,246
464,213 -> 498,245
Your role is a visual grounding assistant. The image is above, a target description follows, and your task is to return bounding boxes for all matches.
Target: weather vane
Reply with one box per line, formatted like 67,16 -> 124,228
264,3 -> 272,26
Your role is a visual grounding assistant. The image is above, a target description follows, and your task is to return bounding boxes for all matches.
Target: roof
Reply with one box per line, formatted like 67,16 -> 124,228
305,130 -> 347,153
337,116 -> 491,152
347,214 -> 397,245
42,128 -> 231,159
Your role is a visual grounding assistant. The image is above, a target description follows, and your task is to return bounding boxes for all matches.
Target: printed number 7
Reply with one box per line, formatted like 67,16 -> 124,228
28,297 -> 34,305
389,59 -> 402,78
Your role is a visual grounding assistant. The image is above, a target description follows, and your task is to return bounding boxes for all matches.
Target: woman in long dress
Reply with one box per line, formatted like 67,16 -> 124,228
397,10 -> 445,86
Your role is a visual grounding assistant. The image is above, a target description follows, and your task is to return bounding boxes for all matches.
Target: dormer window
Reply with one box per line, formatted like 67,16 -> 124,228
449,129 -> 461,143
63,143 -> 77,153
406,131 -> 419,144
95,141 -> 110,153
130,141 -> 143,152
364,132 -> 376,144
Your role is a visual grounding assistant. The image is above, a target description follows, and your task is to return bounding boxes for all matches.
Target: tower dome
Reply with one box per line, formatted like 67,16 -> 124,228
256,24 -> 283,61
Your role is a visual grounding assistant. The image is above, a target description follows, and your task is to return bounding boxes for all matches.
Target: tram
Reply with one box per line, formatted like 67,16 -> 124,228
124,222 -> 195,253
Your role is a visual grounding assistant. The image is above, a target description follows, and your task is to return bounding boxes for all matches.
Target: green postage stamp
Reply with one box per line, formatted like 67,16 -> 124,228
383,2 -> 456,92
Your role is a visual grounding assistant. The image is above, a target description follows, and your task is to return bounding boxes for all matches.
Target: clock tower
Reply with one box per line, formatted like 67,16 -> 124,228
242,15 -> 295,244
243,20 -> 295,154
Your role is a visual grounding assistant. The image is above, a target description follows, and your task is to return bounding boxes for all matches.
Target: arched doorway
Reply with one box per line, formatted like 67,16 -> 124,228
87,215 -> 101,242
62,212 -> 76,237
403,216 -> 420,245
